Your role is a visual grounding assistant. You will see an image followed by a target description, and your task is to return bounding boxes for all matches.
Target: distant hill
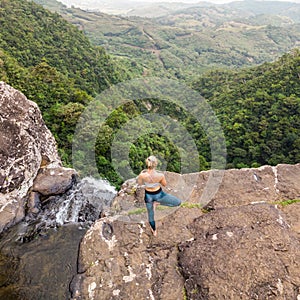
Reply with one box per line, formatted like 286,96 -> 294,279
36,0 -> 300,80
3,0 -> 299,187
229,0 -> 300,22
50,0 -> 204,17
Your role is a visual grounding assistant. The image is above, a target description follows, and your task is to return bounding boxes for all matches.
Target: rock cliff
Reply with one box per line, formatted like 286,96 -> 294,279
0,81 -> 76,233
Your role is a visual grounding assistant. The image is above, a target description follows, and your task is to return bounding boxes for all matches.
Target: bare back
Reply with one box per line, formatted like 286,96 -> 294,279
138,169 -> 166,191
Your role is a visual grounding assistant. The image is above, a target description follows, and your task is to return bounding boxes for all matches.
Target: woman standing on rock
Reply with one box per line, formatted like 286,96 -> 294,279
137,155 -> 181,236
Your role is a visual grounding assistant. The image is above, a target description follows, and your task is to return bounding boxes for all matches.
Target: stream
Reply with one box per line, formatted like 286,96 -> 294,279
0,177 -> 117,300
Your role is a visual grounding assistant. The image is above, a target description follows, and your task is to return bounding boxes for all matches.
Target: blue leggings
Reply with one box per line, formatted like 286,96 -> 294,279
145,188 -> 181,231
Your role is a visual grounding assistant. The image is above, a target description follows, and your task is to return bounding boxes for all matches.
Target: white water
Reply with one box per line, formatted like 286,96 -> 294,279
55,177 -> 117,226
0,177 -> 118,300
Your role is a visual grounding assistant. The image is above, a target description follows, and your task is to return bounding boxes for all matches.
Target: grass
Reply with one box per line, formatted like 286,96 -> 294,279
127,208 -> 147,215
180,202 -> 202,209
274,199 -> 300,207
182,287 -> 188,300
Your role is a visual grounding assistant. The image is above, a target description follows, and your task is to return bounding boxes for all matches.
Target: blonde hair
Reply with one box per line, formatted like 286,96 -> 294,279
146,155 -> 158,169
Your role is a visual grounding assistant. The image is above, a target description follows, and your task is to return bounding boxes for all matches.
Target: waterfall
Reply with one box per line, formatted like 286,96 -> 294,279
21,176 -> 117,242
0,177 -> 118,299
54,177 -> 117,226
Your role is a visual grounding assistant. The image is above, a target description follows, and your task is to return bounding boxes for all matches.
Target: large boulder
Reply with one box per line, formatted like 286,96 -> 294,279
70,207 -> 203,300
32,166 -> 77,197
178,204 -> 300,299
203,164 -> 300,209
177,163 -> 300,208
71,202 -> 300,300
0,81 -> 61,232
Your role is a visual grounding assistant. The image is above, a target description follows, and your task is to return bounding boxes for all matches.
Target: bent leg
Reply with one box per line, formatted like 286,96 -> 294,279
158,191 -> 181,207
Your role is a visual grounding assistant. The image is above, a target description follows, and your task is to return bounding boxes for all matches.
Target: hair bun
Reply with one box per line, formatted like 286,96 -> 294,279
146,155 -> 158,168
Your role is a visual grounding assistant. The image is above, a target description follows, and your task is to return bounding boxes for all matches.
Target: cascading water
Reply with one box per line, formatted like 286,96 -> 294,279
45,176 -> 117,227
0,177 -> 117,300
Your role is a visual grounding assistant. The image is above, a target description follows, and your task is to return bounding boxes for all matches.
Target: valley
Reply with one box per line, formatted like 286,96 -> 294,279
36,0 -> 300,80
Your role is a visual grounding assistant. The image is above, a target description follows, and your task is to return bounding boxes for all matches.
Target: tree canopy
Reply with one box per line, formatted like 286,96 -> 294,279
0,0 -> 299,188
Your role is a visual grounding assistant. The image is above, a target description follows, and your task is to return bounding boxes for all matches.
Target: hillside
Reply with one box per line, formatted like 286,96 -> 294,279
192,49 -> 300,168
1,0 -> 299,188
48,0 -> 203,16
0,0 -> 131,165
57,49 -> 300,187
0,0 -> 131,94
36,0 -> 300,80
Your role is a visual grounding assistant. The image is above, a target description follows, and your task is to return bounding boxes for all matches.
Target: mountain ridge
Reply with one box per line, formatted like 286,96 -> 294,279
37,0 -> 300,79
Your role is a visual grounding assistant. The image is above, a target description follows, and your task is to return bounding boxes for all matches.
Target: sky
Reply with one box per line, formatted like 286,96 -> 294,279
127,0 -> 300,2
59,0 -> 300,7
146,0 -> 300,2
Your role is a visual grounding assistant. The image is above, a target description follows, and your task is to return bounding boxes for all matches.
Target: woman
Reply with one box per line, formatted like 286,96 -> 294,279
137,155 -> 181,236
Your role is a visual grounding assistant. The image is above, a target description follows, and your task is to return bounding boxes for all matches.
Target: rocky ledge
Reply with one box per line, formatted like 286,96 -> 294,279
71,164 -> 300,300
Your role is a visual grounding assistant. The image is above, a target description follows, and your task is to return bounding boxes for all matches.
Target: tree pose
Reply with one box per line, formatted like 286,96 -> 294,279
137,156 -> 181,236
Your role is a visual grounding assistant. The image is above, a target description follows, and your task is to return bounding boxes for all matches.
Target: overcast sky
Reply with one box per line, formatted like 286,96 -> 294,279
59,0 -> 300,5
130,0 -> 300,2
145,0 -> 300,2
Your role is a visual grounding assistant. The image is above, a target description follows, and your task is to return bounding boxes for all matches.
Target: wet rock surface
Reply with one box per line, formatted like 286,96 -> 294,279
0,224 -> 86,300
0,176 -> 117,299
19,177 -> 117,243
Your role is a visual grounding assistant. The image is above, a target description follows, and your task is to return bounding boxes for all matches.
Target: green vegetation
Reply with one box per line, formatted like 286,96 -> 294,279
35,0 -> 300,81
97,49 -> 300,185
182,287 -> 188,300
180,203 -> 202,209
0,0 -> 131,166
0,0 -> 130,94
192,49 -> 300,169
274,199 -> 300,207
127,203 -> 188,215
0,0 -> 299,189
128,208 -> 147,215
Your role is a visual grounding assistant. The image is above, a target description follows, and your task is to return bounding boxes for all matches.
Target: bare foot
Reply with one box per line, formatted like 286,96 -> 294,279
150,227 -> 157,237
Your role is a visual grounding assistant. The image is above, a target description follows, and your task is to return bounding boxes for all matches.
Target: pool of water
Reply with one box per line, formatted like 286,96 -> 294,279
0,177 -> 117,300
0,223 -> 86,300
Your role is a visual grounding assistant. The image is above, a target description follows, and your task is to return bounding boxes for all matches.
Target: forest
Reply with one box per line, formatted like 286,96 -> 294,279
35,0 -> 300,81
0,0 -> 299,188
